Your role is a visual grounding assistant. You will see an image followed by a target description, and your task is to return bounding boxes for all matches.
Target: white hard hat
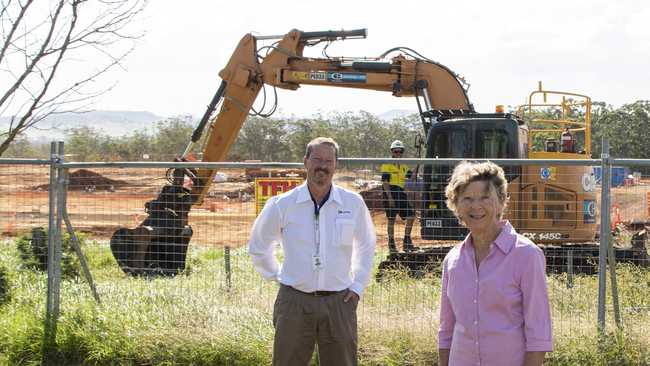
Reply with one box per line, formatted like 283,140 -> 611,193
390,140 -> 405,150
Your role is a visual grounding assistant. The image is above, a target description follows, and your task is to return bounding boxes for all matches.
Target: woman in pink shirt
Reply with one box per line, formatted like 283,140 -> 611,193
438,161 -> 553,366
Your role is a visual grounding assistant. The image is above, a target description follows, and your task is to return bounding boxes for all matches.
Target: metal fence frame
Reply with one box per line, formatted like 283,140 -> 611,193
4,139 -> 650,356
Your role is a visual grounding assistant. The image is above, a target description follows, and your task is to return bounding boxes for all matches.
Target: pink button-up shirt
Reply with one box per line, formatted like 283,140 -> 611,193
438,221 -> 553,366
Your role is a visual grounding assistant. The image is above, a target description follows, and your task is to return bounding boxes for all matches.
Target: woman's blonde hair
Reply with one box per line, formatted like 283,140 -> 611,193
445,161 -> 509,220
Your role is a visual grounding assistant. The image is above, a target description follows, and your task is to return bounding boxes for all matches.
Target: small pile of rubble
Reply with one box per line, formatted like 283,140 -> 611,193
210,182 -> 255,201
34,169 -> 129,192
244,168 -> 306,181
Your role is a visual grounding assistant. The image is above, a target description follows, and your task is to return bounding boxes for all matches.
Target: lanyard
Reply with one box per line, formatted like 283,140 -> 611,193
310,188 -> 331,257
314,212 -> 321,255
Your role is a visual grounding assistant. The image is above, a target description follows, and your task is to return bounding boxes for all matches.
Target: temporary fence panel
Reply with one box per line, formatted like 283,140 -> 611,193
2,155 -> 650,358
602,159 -> 650,339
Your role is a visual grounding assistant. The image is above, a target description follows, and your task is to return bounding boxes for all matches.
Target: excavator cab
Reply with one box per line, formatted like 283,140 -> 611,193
420,113 -> 525,241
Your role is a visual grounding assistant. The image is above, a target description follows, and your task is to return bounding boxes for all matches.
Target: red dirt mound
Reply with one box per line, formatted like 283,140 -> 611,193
34,169 -> 130,191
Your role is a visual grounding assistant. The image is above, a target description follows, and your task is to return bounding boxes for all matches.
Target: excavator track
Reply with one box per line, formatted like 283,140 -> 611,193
376,240 -> 650,280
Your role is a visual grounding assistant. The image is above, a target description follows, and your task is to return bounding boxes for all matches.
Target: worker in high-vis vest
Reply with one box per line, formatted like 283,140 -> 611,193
380,140 -> 416,253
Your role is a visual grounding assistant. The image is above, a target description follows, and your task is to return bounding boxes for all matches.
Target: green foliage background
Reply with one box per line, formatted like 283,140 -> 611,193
1,111 -> 424,161
3,100 -> 649,161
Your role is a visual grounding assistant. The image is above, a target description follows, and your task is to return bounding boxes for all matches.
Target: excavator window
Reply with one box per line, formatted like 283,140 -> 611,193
430,129 -> 469,158
475,127 -> 520,182
476,130 -> 509,158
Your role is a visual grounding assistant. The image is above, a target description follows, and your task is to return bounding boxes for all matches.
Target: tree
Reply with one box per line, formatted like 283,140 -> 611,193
228,116 -> 290,161
151,118 -> 194,160
592,100 -> 650,159
286,116 -> 335,161
64,125 -> 105,161
123,129 -> 153,160
0,0 -> 147,156
1,133 -> 47,157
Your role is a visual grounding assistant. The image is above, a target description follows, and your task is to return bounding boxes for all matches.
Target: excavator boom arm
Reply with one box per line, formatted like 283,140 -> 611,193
191,28 -> 472,203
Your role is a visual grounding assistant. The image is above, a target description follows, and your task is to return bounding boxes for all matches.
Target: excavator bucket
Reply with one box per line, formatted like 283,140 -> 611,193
110,167 -> 196,276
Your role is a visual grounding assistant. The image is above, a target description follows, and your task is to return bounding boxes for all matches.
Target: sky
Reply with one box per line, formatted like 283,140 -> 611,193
93,0 -> 650,119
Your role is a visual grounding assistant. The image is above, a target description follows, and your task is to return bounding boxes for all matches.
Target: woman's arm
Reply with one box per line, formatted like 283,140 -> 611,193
520,245 -> 553,355
438,257 -> 456,351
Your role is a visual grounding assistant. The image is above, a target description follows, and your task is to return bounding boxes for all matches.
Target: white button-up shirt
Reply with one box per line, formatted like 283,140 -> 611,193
248,182 -> 376,296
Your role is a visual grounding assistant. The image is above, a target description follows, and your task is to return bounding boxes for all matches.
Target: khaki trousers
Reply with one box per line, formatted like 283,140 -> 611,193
272,285 -> 359,366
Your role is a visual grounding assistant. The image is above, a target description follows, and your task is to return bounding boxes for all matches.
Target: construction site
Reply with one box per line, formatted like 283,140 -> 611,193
1,25 -> 650,366
1,161 -> 649,268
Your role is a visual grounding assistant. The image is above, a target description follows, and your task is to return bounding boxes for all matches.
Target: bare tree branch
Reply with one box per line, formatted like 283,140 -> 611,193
0,0 -> 147,156
0,1 -> 14,19
0,0 -> 71,152
0,0 -> 65,109
0,1 -> 27,65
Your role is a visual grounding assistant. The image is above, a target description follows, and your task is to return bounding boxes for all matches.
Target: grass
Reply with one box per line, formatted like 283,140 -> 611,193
0,240 -> 649,365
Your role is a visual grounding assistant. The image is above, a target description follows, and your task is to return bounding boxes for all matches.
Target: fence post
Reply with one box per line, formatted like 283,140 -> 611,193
566,249 -> 574,289
225,246 -> 231,291
43,141 -> 63,362
598,138 -> 611,332
607,239 -> 622,328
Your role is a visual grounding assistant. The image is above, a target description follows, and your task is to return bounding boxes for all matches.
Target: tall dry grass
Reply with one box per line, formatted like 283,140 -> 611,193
0,241 -> 649,365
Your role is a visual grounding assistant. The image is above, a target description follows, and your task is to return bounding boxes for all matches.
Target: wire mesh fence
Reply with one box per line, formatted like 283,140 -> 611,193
1,154 -> 650,356
603,162 -> 650,340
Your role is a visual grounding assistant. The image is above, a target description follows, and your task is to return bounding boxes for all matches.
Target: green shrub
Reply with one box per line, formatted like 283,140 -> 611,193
15,227 -> 84,279
15,227 -> 48,270
0,264 -> 10,305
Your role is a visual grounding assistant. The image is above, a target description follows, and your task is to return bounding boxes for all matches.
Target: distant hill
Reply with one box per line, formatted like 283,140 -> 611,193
1,109 -> 416,142
0,111 -> 166,140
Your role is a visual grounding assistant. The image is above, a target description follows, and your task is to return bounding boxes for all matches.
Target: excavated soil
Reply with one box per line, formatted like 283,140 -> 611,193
34,169 -> 130,191
0,166 -> 320,248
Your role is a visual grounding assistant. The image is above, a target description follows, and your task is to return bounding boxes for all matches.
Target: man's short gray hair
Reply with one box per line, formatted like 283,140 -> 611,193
305,137 -> 339,159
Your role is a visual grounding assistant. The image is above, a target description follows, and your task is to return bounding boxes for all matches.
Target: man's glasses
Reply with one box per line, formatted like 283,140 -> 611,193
391,150 -> 404,154
309,157 -> 336,165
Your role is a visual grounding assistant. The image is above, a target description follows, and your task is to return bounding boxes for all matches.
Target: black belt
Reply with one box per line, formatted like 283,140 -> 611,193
284,284 -> 343,297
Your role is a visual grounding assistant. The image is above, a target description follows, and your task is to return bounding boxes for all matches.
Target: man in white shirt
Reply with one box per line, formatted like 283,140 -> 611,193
248,137 -> 376,366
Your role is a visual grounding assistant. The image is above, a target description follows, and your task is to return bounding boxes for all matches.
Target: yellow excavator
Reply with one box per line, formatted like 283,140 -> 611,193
109,28 -> 474,275
420,83 -> 598,244
109,28 -> 646,276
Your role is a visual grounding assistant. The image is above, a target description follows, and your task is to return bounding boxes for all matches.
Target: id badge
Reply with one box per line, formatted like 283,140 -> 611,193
312,254 -> 323,271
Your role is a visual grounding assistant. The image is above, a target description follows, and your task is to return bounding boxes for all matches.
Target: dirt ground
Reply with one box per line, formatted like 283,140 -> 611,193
1,165 -> 649,250
0,165 -> 398,249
